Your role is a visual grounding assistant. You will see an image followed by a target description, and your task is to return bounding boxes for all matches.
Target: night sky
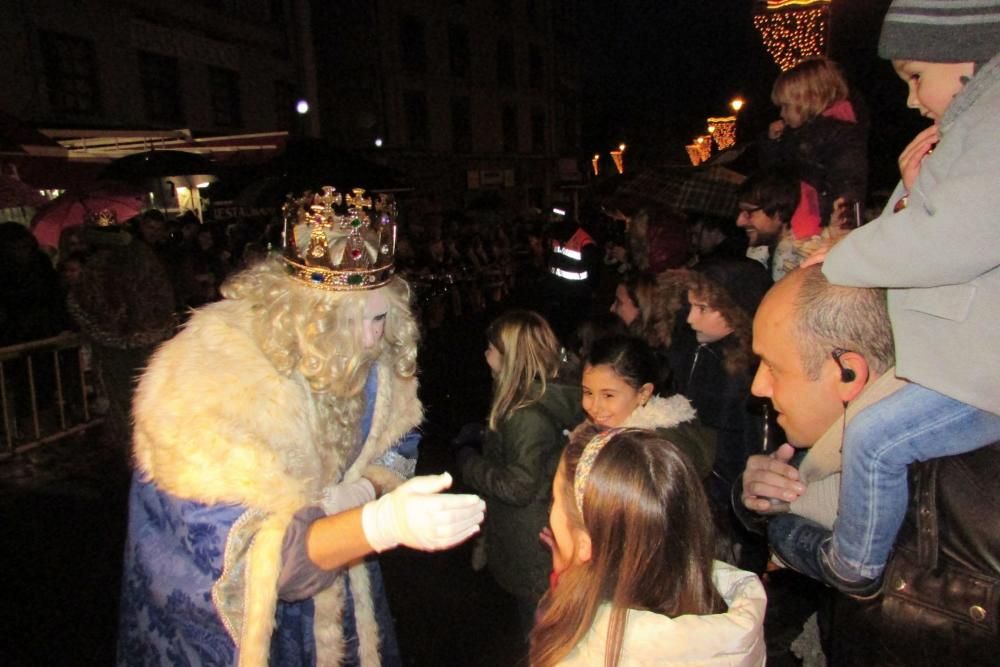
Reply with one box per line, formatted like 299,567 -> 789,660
578,0 -> 924,191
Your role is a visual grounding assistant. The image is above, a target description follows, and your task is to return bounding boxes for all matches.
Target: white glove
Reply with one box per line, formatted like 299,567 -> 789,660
319,478 -> 377,515
361,472 -> 485,553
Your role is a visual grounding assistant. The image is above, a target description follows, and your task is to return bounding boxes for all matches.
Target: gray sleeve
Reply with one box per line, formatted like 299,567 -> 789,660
276,505 -> 341,602
824,111 -> 1000,288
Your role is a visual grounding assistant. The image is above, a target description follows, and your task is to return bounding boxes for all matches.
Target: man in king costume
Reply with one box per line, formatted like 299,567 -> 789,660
117,187 -> 486,666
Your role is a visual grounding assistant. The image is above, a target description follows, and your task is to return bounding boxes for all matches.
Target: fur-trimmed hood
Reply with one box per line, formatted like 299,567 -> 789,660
585,394 -> 716,479
621,393 -> 698,431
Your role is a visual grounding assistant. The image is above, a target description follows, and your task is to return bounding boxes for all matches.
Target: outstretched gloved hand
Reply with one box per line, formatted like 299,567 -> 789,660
361,472 -> 485,553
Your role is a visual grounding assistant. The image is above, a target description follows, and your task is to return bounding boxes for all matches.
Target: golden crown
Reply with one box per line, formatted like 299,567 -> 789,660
282,186 -> 397,290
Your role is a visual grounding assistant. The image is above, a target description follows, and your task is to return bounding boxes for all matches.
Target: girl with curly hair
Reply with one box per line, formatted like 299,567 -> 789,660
670,258 -> 772,568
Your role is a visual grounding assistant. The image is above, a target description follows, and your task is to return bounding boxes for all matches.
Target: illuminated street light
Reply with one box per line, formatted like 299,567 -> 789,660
730,98 -> 745,113
296,99 -> 310,115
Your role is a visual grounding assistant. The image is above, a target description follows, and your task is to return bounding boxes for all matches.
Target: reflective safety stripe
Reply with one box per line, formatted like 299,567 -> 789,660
552,244 -> 583,261
550,267 -> 589,281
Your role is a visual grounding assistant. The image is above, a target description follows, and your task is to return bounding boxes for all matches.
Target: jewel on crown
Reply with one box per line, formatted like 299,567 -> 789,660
282,186 -> 398,290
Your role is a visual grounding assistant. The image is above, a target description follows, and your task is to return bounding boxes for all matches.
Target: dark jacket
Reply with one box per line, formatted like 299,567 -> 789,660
759,95 -> 869,223
670,336 -> 763,505
615,393 -> 718,480
829,442 -> 1000,665
461,380 -> 583,599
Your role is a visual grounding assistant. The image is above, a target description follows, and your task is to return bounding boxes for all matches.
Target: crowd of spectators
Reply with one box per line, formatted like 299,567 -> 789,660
3,3 -> 999,660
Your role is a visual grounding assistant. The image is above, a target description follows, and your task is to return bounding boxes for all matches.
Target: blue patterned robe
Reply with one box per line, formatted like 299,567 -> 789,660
118,364 -> 418,666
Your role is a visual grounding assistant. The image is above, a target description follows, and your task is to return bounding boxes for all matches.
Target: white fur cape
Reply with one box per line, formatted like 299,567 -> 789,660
132,298 -> 423,667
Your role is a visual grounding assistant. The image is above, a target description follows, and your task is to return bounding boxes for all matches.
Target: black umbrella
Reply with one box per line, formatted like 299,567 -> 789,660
99,150 -> 216,181
235,139 -> 409,207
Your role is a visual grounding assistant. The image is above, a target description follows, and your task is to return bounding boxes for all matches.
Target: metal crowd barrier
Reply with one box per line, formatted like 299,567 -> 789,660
0,332 -> 103,459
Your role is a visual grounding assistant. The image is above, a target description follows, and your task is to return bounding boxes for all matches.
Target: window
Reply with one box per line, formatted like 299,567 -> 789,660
40,31 -> 101,114
496,38 -> 515,87
448,24 -> 470,78
450,96 -> 472,153
529,45 -> 543,89
139,51 -> 183,124
502,106 -> 519,153
403,91 -> 429,147
400,15 -> 427,74
209,67 -> 242,128
531,109 -> 546,153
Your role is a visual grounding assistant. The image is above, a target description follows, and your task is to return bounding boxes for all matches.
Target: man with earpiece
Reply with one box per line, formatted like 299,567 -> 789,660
734,265 -> 1000,664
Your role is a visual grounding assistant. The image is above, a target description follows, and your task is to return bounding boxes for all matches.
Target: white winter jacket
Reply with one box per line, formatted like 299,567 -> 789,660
557,561 -> 766,666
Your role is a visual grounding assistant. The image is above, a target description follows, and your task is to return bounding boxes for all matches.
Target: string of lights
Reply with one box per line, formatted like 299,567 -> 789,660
707,116 -> 737,151
753,0 -> 831,71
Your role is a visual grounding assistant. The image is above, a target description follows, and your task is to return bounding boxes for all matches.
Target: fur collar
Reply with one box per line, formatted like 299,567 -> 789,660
132,297 -> 422,667
132,298 -> 421,514
620,394 -> 697,431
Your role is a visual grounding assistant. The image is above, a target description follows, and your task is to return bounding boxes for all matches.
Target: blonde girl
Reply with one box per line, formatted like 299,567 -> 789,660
458,310 -> 584,637
763,56 -> 869,228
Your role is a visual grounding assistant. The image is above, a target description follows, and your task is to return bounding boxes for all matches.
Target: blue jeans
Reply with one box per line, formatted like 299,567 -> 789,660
772,383 -> 1000,592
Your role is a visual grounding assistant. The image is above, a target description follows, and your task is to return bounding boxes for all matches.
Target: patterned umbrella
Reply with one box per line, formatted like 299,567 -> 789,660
614,167 -> 691,209
676,165 -> 747,219
31,182 -> 146,248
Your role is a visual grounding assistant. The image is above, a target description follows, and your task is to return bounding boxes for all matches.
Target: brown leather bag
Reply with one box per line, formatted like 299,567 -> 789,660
831,442 -> 1000,666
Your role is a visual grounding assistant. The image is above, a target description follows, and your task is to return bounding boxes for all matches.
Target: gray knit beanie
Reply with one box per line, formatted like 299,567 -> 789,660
879,0 -> 1000,63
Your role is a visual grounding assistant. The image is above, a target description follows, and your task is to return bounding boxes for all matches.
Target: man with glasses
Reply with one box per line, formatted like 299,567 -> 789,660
736,169 -> 826,282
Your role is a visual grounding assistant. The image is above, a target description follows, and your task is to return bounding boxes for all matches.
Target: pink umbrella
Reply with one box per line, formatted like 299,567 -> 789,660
31,182 -> 147,248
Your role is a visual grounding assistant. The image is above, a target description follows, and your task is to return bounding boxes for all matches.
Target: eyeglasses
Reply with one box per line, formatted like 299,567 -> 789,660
738,205 -> 762,216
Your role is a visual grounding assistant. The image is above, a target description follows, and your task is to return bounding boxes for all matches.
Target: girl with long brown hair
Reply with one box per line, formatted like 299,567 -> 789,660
530,427 -> 765,667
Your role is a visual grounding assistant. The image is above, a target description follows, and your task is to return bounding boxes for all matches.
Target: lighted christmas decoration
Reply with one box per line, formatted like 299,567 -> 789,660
753,0 -> 831,71
686,144 -> 704,166
707,116 -> 737,150
694,135 -> 712,162
610,150 -> 623,174
592,154 -> 601,176
610,147 -> 625,174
